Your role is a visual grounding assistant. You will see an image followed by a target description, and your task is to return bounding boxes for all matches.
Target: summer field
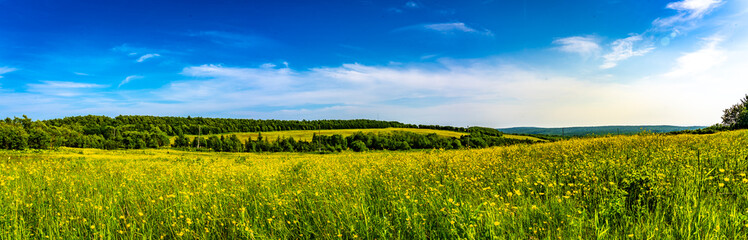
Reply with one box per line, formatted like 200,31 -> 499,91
1,130 -> 747,239
173,127 -> 546,144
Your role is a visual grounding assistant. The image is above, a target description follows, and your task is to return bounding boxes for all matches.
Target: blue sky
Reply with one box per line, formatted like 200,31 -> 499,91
1,0 -> 747,127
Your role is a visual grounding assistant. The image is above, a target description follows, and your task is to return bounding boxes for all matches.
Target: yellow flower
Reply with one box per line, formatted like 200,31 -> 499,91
494,221 -> 499,226
718,183 -> 725,187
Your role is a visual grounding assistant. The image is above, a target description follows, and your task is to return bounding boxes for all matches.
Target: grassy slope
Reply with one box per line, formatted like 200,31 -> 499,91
173,127 -> 546,144
1,130 -> 746,239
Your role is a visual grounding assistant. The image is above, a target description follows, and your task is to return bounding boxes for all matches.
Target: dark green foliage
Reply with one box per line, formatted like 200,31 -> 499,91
42,115 -> 429,136
721,94 -> 748,129
28,128 -> 51,149
191,137 -> 207,148
172,135 -> 191,148
0,122 -> 29,150
350,140 -> 368,152
0,115 -> 531,151
207,136 -> 222,151
468,126 -> 503,137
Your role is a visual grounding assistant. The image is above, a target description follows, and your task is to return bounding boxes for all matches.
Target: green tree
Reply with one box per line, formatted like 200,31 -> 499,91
28,128 -> 51,149
0,123 -> 29,150
722,94 -> 748,129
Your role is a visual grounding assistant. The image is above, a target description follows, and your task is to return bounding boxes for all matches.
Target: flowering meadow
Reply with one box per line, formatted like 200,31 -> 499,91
0,130 -> 747,239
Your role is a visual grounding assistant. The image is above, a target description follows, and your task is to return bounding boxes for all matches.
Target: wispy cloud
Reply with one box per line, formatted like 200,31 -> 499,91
112,44 -> 174,59
601,35 -> 655,69
27,81 -> 107,97
136,53 -> 160,63
653,0 -> 723,28
0,67 -> 17,79
119,75 -> 143,87
73,72 -> 90,76
592,0 -> 724,69
553,36 -> 601,57
405,1 -> 419,8
406,22 -> 494,36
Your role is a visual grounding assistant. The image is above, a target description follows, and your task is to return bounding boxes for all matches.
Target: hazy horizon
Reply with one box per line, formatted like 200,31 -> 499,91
1,0 -> 747,127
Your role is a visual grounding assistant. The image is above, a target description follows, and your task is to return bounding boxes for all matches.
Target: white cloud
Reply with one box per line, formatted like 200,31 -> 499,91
260,63 -> 277,68
136,53 -> 160,63
421,22 -> 494,36
553,36 -> 601,57
73,72 -> 89,76
405,1 -> 419,8
586,0 -> 725,70
137,56 -> 731,127
0,67 -> 17,78
26,81 -> 107,97
653,0 -> 723,28
600,35 -> 655,69
119,75 -> 143,87
665,36 -> 726,77
4,47 -> 747,126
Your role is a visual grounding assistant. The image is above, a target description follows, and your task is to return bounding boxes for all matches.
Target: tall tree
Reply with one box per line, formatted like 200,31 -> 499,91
722,94 -> 748,129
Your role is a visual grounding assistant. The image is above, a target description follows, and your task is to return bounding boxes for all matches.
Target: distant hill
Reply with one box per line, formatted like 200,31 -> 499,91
497,125 -> 705,136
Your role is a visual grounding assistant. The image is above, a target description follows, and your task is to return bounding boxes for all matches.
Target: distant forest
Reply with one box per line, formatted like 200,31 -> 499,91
497,125 -> 705,136
173,129 -> 532,153
0,115 -> 530,152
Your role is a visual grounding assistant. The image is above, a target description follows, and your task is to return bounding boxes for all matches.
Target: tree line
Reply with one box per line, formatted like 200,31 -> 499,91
172,130 -> 538,153
41,115 -> 468,136
0,115 -> 484,151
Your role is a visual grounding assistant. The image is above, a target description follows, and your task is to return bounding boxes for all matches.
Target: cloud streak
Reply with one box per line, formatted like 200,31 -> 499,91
26,81 -> 107,97
601,35 -> 655,69
136,53 -> 160,62
0,67 -> 17,78
653,0 -> 723,28
423,22 -> 493,36
119,75 -> 143,87
553,36 -> 601,58
397,22 -> 494,37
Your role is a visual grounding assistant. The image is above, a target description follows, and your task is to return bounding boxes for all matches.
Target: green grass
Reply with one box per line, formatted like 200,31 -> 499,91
1,130 -> 746,239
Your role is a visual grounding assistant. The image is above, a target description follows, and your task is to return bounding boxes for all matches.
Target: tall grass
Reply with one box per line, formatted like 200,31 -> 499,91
0,130 -> 746,239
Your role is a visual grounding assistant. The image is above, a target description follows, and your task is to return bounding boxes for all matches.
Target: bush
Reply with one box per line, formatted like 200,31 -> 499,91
350,140 -> 368,152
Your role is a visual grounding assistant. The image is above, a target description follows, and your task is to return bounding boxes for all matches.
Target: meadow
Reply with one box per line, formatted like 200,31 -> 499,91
0,130 -> 747,239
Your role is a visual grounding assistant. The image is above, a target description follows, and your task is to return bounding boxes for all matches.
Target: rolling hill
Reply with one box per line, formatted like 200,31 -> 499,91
497,125 -> 705,136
